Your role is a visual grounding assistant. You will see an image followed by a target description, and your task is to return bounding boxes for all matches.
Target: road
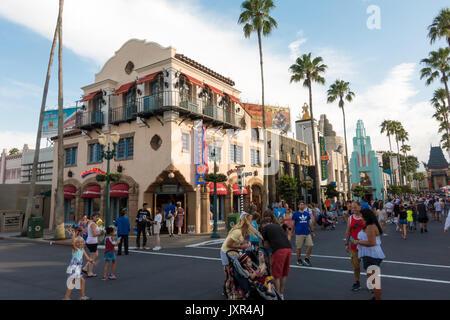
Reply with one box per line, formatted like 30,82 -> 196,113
0,220 -> 449,300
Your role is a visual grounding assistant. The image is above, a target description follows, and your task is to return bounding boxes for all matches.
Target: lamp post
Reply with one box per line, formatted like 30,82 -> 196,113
98,131 -> 120,229
207,136 -> 223,239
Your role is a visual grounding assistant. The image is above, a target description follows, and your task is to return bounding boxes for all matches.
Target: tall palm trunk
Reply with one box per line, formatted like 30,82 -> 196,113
441,98 -> 450,158
341,102 -> 352,200
257,29 -> 269,208
442,72 -> 450,109
387,135 -> 397,184
308,79 -> 321,205
55,0 -> 65,239
395,135 -> 403,185
22,4 -> 62,236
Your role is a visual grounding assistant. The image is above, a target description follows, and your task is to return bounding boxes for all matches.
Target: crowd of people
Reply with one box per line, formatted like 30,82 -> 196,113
63,200 -> 186,300
221,193 -> 450,301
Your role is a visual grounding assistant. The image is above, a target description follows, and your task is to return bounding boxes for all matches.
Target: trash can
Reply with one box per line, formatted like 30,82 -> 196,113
226,213 -> 239,232
28,217 -> 44,238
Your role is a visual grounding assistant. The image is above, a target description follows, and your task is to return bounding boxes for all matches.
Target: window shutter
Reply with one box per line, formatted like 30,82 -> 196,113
251,149 -> 255,165
229,144 -> 234,163
237,146 -> 243,163
72,148 -> 77,165
89,145 -> 93,163
118,139 -> 125,159
65,149 -> 70,166
127,138 -> 134,158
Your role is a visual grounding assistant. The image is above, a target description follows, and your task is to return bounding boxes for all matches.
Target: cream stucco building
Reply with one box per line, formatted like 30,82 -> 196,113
49,39 -> 264,233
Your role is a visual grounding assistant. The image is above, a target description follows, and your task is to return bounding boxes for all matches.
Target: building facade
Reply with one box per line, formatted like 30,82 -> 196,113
0,145 -> 29,184
21,147 -> 53,184
349,120 -> 384,200
424,146 -> 449,191
49,39 -> 265,233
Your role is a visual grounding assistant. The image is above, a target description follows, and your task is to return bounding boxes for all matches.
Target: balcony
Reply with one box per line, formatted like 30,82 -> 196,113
109,104 -> 137,125
75,110 -> 104,130
134,90 -> 244,129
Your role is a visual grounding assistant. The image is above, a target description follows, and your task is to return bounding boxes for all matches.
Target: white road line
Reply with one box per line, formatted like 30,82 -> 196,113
127,249 -> 450,285
190,246 -> 450,269
185,239 -> 226,248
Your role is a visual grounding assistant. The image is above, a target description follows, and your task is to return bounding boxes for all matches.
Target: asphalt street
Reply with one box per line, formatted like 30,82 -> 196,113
0,220 -> 449,300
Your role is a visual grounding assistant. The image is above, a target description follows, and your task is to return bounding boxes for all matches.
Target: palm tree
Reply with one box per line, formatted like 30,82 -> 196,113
428,8 -> 450,47
431,88 -> 450,158
289,53 -> 327,204
400,143 -> 411,182
380,120 -> 397,184
392,121 -> 405,185
55,0 -> 65,239
22,1 -> 63,236
420,48 -> 450,109
238,0 -> 277,208
326,79 -> 355,200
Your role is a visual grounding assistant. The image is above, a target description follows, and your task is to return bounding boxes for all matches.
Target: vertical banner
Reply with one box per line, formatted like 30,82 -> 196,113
319,136 -> 329,181
194,121 -> 207,185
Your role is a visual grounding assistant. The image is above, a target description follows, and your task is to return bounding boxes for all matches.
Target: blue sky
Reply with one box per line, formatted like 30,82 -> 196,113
0,0 -> 449,164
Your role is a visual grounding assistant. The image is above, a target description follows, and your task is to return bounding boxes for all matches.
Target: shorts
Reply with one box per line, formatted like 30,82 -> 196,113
399,219 -> 407,225
153,223 -> 161,235
362,256 -> 383,270
271,248 -> 292,279
418,216 -> 429,223
295,234 -> 314,248
350,250 -> 361,270
86,243 -> 98,253
220,250 -> 230,266
104,252 -> 116,261
166,217 -> 174,228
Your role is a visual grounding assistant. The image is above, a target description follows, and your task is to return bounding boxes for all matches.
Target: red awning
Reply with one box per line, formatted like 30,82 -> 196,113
227,94 -> 242,105
110,183 -> 129,198
136,72 -> 161,85
64,185 -> 77,199
82,185 -> 101,198
81,90 -> 102,102
207,84 -> 224,97
232,184 -> 248,195
114,81 -> 135,95
182,73 -> 204,88
208,182 -> 227,196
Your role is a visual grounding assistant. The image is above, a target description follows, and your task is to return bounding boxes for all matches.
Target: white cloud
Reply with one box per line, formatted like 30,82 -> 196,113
0,0 -> 440,166
0,131 -> 47,152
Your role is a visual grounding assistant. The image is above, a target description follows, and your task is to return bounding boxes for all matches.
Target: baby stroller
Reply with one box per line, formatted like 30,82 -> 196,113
319,214 -> 335,230
223,248 -> 281,300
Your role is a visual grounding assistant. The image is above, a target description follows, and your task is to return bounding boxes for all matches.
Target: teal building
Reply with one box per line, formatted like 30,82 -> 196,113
349,120 -> 384,200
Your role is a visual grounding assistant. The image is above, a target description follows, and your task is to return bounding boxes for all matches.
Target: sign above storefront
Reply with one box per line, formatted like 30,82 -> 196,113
81,168 -> 106,179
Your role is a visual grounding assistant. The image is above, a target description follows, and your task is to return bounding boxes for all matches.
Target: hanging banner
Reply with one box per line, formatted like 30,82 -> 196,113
319,136 -> 329,181
194,122 -> 207,185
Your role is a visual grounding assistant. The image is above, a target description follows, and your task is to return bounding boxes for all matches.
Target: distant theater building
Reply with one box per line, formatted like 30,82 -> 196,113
349,120 -> 384,201
424,146 -> 449,191
49,39 -> 264,233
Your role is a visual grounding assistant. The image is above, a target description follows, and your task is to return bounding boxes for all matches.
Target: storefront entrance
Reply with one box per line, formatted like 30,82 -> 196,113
153,186 -> 187,234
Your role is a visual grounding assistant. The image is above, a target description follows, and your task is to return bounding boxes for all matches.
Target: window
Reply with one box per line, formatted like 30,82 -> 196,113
182,133 -> 190,152
65,147 -> 77,166
251,149 -> 261,166
229,144 -> 243,163
208,145 -> 222,162
251,128 -> 260,141
88,143 -> 103,163
292,147 -> 295,155
281,144 -> 284,152
117,137 -> 134,160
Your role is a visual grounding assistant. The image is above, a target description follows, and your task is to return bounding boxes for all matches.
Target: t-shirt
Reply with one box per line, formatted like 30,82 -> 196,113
136,209 -> 150,225
114,216 -> 130,236
292,210 -> 312,235
406,210 -> 413,222
399,209 -> 407,220
385,202 -> 394,213
361,202 -> 371,210
434,201 -> 442,212
221,229 -> 244,253
273,207 -> 286,220
154,213 -> 162,224
417,204 -> 427,218
261,223 -> 292,254
325,199 -> 331,209
349,215 -> 365,251
164,204 -> 176,219
105,236 -> 116,253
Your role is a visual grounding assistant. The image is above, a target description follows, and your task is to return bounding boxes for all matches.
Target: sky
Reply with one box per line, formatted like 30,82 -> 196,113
0,0 -> 449,168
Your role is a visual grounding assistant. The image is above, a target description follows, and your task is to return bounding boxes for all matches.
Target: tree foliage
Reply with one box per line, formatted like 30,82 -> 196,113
205,173 -> 227,183
276,175 -> 298,206
8,148 -> 20,155
325,183 -> 340,199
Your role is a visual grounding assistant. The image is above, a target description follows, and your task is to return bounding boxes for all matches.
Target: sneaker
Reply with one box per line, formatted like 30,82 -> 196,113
101,276 -> 108,281
279,294 -> 284,300
153,246 -> 161,251
303,257 -> 312,266
296,259 -> 304,266
80,296 -> 91,300
351,281 -> 361,291
108,275 -> 117,280
136,247 -> 141,250
425,229 -> 428,232
142,247 -> 147,250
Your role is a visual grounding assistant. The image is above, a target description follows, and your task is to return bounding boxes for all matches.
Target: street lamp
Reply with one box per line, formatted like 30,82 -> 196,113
207,135 -> 223,239
98,131 -> 120,229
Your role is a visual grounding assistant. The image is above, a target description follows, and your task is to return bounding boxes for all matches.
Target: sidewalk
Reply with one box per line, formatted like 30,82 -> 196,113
0,223 -> 229,249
